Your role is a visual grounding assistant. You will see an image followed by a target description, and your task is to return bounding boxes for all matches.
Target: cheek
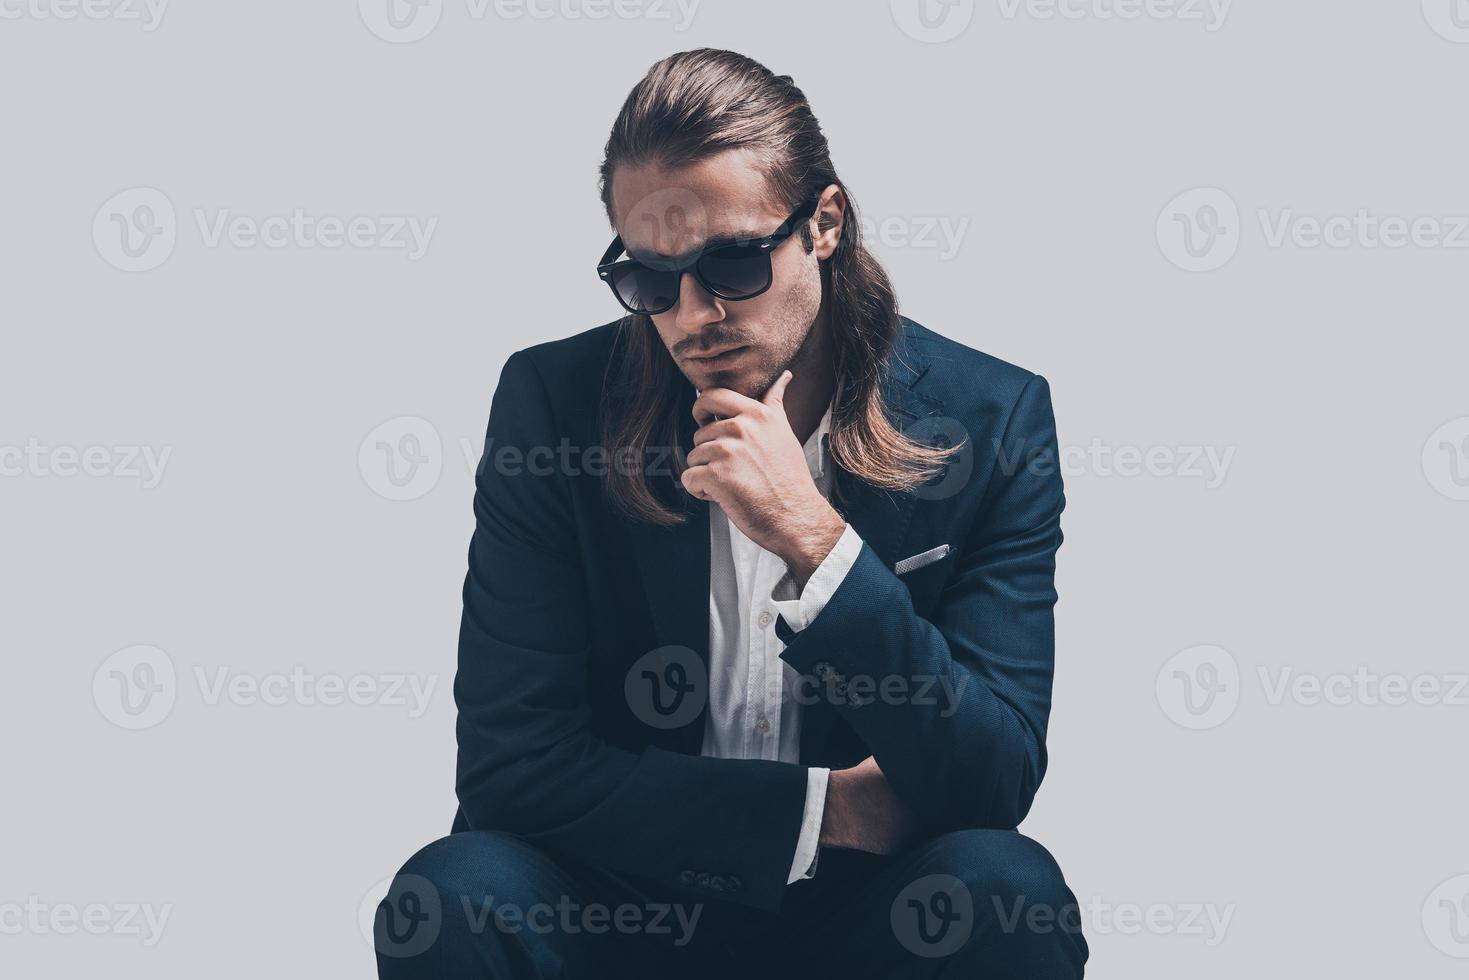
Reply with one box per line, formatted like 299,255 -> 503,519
648,315 -> 679,351
775,256 -> 822,330
756,252 -> 816,316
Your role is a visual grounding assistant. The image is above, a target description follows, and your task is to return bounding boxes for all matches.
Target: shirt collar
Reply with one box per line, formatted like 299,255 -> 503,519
803,402 -> 833,480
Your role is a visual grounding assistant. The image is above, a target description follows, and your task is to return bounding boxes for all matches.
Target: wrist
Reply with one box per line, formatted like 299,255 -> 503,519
780,503 -> 846,590
818,767 -> 848,848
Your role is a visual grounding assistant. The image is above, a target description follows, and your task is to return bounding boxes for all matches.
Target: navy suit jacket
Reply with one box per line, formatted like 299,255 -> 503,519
449,315 -> 1065,914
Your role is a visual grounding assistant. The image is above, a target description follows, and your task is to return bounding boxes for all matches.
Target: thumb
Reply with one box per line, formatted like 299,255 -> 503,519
763,369 -> 794,408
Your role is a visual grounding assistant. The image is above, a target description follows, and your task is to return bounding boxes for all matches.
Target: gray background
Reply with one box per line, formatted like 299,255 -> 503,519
3,0 -> 1467,975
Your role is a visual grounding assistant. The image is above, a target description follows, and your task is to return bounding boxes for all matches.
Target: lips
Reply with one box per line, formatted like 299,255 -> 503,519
688,345 -> 747,362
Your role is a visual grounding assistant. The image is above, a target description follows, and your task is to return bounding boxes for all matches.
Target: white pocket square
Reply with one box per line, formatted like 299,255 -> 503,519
893,544 -> 951,576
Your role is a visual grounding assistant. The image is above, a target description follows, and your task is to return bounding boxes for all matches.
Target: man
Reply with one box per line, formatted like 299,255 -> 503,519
377,47 -> 1088,978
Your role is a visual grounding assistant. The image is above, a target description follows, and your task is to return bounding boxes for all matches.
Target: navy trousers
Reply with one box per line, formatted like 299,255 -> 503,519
375,829 -> 1088,978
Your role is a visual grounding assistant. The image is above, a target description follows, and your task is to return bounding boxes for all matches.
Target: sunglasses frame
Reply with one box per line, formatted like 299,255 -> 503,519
596,196 -> 820,315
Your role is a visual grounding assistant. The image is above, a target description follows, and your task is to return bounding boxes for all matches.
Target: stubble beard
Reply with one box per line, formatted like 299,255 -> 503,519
707,263 -> 825,400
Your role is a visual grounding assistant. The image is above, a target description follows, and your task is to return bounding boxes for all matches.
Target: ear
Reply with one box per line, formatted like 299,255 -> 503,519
809,184 -> 846,262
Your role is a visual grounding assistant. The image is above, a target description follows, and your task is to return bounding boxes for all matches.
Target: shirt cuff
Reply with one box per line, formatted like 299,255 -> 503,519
770,523 -> 864,633
787,766 -> 829,884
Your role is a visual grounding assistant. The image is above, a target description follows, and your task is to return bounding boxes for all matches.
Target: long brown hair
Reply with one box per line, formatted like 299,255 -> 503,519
597,48 -> 955,525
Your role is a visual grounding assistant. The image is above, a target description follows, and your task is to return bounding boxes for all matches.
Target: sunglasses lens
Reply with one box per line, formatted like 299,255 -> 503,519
608,264 -> 679,314
697,245 -> 771,299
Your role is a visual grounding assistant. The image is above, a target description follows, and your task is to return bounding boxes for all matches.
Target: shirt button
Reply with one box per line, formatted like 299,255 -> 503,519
755,717 -> 770,733
757,611 -> 773,628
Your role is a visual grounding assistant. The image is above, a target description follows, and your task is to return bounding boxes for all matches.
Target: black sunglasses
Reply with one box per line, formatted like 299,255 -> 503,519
596,197 -> 819,315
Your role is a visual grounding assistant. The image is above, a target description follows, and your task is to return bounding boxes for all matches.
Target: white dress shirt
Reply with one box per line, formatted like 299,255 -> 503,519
700,401 -> 866,884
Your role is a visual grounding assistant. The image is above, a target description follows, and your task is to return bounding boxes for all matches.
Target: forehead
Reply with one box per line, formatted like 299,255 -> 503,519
610,148 -> 787,260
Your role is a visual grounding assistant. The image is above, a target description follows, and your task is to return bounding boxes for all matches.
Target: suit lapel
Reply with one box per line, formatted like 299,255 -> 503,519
799,325 -> 945,765
830,324 -> 942,572
626,387 -> 713,756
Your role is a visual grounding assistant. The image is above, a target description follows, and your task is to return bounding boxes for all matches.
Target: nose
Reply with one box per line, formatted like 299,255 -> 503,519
672,270 -> 724,335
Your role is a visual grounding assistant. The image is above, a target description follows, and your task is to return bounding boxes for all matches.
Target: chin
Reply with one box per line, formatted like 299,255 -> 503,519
688,361 -> 770,397
697,368 -> 755,394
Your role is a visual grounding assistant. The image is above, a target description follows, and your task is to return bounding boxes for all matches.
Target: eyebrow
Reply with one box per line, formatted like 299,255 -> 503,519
625,229 -> 765,264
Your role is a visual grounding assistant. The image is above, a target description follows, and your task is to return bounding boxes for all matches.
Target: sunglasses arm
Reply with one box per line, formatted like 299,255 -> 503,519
596,235 -> 626,272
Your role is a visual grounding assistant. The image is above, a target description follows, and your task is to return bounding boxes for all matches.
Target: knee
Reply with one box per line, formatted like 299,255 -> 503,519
930,829 -> 1075,915
906,830 -> 1087,972
375,831 -> 552,965
393,831 -> 545,907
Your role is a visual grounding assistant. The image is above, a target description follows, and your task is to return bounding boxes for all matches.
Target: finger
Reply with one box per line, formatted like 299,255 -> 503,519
685,442 -> 717,468
692,418 -> 743,447
692,387 -> 761,426
680,464 -> 718,502
762,369 -> 794,408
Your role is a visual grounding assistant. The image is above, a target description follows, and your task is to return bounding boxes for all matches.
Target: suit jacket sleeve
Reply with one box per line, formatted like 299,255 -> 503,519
453,349 -> 810,913
777,373 -> 1065,832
